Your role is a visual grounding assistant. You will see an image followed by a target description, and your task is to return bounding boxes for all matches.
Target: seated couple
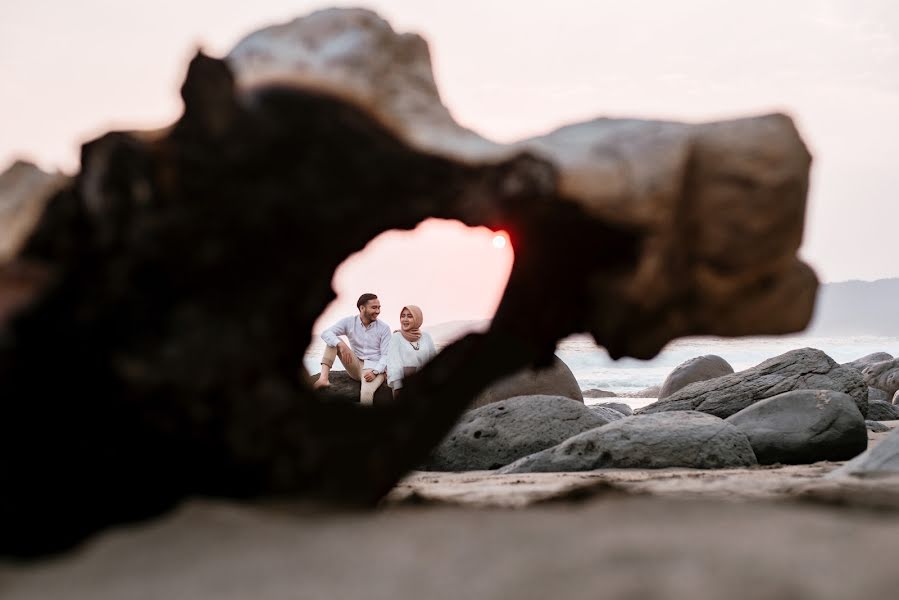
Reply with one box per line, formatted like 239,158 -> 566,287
312,293 -> 437,403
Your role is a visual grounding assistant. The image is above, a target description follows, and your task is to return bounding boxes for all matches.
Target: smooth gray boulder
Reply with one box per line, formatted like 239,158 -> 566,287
588,405 -> 626,421
842,352 -> 893,371
658,354 -> 734,399
583,388 -> 617,398
828,426 -> 899,478
638,348 -> 868,419
596,401 -> 633,416
470,359 -> 582,409
426,395 -> 614,471
866,421 -> 892,433
724,390 -> 867,464
498,411 -> 757,473
862,358 -> 899,397
866,399 -> 899,421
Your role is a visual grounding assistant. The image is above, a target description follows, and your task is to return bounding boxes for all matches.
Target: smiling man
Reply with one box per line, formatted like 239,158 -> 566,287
313,293 -> 392,404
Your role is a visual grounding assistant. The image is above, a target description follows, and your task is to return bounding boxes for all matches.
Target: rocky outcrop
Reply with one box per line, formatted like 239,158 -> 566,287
658,354 -> 734,399
724,390 -> 866,464
828,426 -> 899,478
866,399 -> 899,421
894,390 -> 899,406
638,348 -> 868,418
866,420 -> 892,433
583,388 -> 617,398
307,371 -> 393,405
588,405 -> 627,421
619,385 -> 661,398
843,352 -> 893,371
868,387 -> 892,403
499,411 -> 757,473
470,359 -> 582,409
0,8 -> 816,556
862,358 -> 899,397
426,396 -> 614,471
595,401 -> 633,416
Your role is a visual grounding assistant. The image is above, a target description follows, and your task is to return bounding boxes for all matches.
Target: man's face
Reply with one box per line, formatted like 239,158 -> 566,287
361,299 -> 381,322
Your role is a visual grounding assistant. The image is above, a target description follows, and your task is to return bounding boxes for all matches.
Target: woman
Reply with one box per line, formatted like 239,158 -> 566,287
386,305 -> 437,397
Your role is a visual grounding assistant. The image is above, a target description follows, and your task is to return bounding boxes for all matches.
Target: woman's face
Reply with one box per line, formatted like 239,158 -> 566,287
400,308 -> 414,330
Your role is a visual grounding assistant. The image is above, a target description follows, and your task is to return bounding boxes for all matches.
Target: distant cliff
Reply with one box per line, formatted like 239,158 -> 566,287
807,278 -> 899,336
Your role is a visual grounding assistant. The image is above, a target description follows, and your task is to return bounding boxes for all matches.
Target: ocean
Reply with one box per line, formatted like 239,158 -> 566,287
304,333 -> 899,410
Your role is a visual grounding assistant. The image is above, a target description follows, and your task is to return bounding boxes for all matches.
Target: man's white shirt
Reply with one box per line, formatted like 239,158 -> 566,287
320,315 -> 392,372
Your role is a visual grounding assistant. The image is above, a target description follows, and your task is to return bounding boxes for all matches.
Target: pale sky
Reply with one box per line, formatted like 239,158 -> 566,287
2,0 -> 897,327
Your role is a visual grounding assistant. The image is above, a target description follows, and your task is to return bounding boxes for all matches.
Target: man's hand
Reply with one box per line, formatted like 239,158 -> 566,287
337,341 -> 353,366
363,369 -> 376,383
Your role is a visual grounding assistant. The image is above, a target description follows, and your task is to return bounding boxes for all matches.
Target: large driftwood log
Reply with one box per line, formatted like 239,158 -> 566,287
0,8 -> 815,556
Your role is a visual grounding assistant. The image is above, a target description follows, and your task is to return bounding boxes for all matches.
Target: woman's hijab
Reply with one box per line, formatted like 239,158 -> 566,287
400,305 -> 423,343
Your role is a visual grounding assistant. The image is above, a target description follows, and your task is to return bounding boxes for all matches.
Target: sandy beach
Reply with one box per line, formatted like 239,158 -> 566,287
3,424 -> 899,600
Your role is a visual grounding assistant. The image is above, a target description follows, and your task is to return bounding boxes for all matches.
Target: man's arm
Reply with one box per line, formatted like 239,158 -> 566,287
321,316 -> 349,347
375,323 -> 391,373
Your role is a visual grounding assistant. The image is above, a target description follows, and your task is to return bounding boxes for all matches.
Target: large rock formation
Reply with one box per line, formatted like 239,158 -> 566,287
658,354 -> 734,399
0,8 -> 816,556
426,396 -> 614,471
724,390 -> 867,464
470,359 -> 583,409
862,358 -> 899,398
639,348 -> 867,418
499,411 -> 757,473
843,352 -> 893,371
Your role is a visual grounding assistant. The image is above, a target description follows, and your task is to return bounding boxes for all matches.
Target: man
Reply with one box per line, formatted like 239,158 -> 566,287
313,293 -> 391,404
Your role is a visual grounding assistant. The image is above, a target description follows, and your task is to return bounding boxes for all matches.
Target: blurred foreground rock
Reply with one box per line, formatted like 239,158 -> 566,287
0,7 -> 816,556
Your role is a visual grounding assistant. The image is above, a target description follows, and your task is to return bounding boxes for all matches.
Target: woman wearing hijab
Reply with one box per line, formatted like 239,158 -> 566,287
386,305 -> 437,397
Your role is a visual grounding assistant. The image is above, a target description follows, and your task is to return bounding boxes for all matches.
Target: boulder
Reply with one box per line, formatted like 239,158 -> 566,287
308,371 -> 393,405
426,396 -> 614,471
619,385 -> 661,398
724,390 -> 867,464
868,387 -> 891,403
842,352 -> 893,371
862,358 -> 899,397
470,358 -> 582,409
638,348 -> 868,419
583,388 -> 617,398
658,354 -> 734,399
498,411 -> 757,473
828,426 -> 899,478
866,399 -> 899,421
596,401 -> 633,416
588,405 -> 626,421
866,421 -> 892,433
894,390 -> 899,406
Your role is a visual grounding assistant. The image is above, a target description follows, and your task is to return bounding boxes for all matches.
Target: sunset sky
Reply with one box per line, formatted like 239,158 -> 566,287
2,1 -> 897,328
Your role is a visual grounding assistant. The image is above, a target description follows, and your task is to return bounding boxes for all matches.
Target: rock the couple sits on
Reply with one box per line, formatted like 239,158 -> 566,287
313,293 -> 437,403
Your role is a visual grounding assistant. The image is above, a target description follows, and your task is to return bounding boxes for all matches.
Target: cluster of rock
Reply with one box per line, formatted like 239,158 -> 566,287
427,347 -> 899,473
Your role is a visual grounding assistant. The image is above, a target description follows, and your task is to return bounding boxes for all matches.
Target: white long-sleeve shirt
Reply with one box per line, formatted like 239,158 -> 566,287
386,331 -> 437,390
321,315 -> 392,372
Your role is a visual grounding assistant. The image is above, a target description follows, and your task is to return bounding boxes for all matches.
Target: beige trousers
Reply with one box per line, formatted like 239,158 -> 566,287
321,345 -> 385,404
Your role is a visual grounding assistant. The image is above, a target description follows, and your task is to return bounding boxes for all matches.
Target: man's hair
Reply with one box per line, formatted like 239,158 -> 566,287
357,293 -> 378,310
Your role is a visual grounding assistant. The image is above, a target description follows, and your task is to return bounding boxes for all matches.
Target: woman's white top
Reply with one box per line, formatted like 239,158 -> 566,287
386,331 -> 437,389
